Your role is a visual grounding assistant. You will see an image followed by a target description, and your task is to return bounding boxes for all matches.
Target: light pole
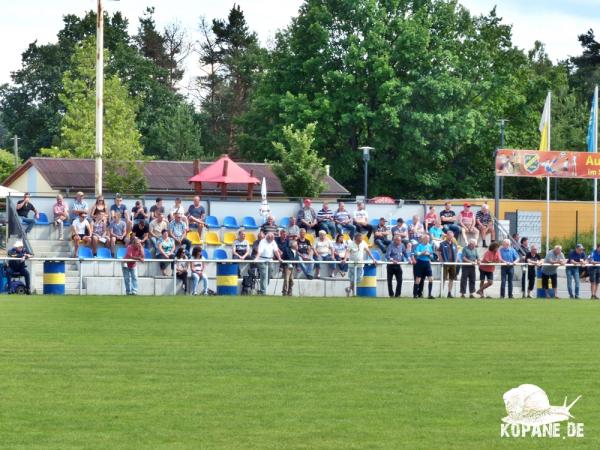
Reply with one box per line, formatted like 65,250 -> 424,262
95,0 -> 104,198
358,146 -> 374,200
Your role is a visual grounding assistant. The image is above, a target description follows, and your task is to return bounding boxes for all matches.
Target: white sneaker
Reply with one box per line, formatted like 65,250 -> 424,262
345,286 -> 351,297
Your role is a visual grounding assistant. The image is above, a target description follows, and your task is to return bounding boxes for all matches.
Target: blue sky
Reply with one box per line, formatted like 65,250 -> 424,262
0,0 -> 597,87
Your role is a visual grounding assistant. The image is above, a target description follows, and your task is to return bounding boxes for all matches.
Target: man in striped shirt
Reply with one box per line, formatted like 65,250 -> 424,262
317,201 -> 337,238
334,202 -> 356,238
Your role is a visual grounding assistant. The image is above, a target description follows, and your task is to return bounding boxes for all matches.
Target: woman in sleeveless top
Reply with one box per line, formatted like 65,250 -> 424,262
190,246 -> 208,295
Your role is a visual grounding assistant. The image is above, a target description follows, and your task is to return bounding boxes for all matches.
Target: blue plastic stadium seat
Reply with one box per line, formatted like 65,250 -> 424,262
371,250 -> 382,261
242,216 -> 259,230
205,215 -> 220,229
95,248 -> 112,259
213,248 -> 228,260
202,249 -> 208,259
223,216 -> 239,229
37,212 -> 50,225
279,217 -> 290,229
369,218 -> 380,228
405,219 -> 413,226
390,219 -> 397,226
144,248 -> 153,259
77,246 -> 93,259
116,247 -> 127,259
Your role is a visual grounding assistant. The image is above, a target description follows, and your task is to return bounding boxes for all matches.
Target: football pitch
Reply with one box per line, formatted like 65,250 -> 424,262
0,295 -> 598,449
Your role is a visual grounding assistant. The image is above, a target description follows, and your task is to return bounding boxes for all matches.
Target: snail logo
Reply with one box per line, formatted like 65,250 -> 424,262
500,384 -> 584,438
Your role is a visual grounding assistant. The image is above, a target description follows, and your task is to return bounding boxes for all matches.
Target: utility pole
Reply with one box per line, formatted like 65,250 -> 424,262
12,135 -> 20,166
95,0 -> 104,197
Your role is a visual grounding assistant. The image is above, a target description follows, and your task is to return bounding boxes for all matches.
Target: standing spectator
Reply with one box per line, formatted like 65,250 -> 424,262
566,244 -> 586,299
440,202 -> 460,236
525,245 -> 542,298
131,218 -> 150,249
260,215 -> 279,235
251,231 -> 265,259
342,233 -> 377,297
332,234 -> 349,277
149,212 -> 168,253
460,239 -> 479,298
588,243 -> 600,299
478,241 -> 502,298
424,206 -> 438,231
313,230 -> 334,278
6,240 -> 32,294
438,231 -> 458,298
169,198 -> 187,223
413,234 -> 435,299
391,218 -> 408,243
52,194 -> 69,240
385,234 -> 407,298
254,232 -> 283,295
428,219 -> 444,248
475,203 -> 495,247
110,194 -> 128,221
16,192 -> 39,234
286,217 -> 300,240
186,196 -> 206,233
275,228 -> 289,252
157,229 -> 176,276
458,203 -> 479,245
353,201 -> 373,238
108,214 -> 129,257
91,212 -> 109,256
90,195 -> 107,218
131,200 -> 148,225
169,212 -> 191,256
317,201 -> 337,237
373,217 -> 391,253
296,228 -> 314,279
174,247 -> 189,293
190,246 -> 208,295
519,237 -> 530,296
71,212 -> 92,258
150,198 -> 165,220
408,215 -> 425,242
499,238 -> 520,298
71,192 -> 89,220
542,245 -> 566,299
281,239 -> 300,296
334,202 -> 356,238
122,237 -> 144,295
297,198 -> 318,233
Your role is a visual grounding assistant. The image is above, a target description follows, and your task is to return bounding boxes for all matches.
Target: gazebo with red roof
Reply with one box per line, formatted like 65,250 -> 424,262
188,154 -> 260,199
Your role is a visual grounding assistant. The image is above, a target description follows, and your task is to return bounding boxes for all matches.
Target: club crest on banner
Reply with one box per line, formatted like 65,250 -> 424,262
524,154 -> 539,173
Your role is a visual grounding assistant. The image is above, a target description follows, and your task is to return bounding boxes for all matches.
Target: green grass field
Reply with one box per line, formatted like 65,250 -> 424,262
0,295 -> 598,449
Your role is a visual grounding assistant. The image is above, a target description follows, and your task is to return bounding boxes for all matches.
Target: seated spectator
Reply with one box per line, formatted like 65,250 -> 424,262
6,240 -> 32,294
157,229 -> 176,276
254,232 -> 283,294
475,203 -> 495,247
424,206 -> 438,231
459,202 -> 479,244
440,202 -> 460,236
260,215 -> 279,235
149,212 -> 168,253
391,218 -> 408,242
186,196 -> 206,232
334,201 -> 356,238
110,194 -> 128,222
296,228 -> 314,279
190,246 -> 208,295
373,217 -> 391,253
16,192 -> 39,235
169,212 -> 191,256
52,194 -> 69,240
408,215 -> 425,242
122,237 -> 144,296
233,230 -> 252,261
131,218 -> 150,249
542,245 -> 566,299
71,212 -> 92,258
286,217 -> 300,240
149,197 -> 165,221
317,201 -> 337,237
109,214 -> 129,257
297,198 -> 318,232
428,219 -> 444,247
353,201 -> 373,238
91,212 -> 109,257
332,234 -> 349,277
90,195 -> 107,218
314,230 -> 334,278
478,241 -> 501,298
175,247 -> 189,293
71,192 -> 89,221
169,197 -> 187,224
131,200 -> 148,225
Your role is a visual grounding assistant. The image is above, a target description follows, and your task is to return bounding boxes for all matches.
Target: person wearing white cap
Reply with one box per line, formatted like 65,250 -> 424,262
7,240 -> 32,294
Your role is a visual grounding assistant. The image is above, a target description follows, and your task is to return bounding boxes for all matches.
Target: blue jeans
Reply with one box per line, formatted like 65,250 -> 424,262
374,238 -> 391,253
22,217 -> 36,234
566,267 -> 580,298
335,255 -> 348,273
318,221 -> 337,237
298,256 -> 314,278
257,260 -> 276,294
336,223 -> 356,238
192,272 -> 208,294
122,266 -> 138,294
315,254 -> 333,273
500,266 -> 514,297
442,224 -> 461,236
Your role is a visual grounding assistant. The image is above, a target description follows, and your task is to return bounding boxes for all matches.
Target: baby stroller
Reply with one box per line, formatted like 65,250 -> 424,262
0,263 -> 28,294
241,265 -> 259,295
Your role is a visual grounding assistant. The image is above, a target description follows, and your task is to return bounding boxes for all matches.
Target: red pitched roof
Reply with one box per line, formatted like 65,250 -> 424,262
188,155 -> 260,184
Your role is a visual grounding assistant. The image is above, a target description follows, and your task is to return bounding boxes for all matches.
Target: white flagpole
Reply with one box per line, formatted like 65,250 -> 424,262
546,91 -> 551,253
594,85 -> 598,248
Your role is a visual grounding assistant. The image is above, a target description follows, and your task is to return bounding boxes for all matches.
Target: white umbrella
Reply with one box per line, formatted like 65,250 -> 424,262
0,185 -> 24,198
259,177 -> 270,222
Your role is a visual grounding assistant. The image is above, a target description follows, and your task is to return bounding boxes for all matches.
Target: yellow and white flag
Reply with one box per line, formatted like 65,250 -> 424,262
539,91 -> 551,151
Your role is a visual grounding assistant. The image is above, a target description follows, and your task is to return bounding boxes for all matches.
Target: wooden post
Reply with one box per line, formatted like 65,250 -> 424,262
193,159 -> 201,196
247,169 -> 254,200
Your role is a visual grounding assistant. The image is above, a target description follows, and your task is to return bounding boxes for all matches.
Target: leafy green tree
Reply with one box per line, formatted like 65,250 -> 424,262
145,103 -> 203,160
0,149 -> 19,182
272,123 -> 326,198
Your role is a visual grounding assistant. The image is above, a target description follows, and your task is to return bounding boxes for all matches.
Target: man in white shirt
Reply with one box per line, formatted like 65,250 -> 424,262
353,202 -> 373,239
254,232 -> 283,295
342,233 -> 377,296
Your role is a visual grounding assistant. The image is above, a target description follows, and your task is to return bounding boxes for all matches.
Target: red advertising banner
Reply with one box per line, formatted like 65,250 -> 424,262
496,149 -> 600,179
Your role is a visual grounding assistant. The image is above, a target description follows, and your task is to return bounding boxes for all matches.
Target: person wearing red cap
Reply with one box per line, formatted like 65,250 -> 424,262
459,203 -> 479,245
297,199 -> 318,233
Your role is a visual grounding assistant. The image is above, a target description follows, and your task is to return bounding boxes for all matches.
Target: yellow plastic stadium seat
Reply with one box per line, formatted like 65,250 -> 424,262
362,235 -> 374,247
326,233 -> 334,241
343,233 -> 350,242
205,231 -> 222,246
223,231 -> 236,246
305,233 -> 315,245
246,232 -> 257,245
187,231 -> 202,245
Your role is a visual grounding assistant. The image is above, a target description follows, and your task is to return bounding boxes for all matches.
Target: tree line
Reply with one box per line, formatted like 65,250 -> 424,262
1,0 -> 600,198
